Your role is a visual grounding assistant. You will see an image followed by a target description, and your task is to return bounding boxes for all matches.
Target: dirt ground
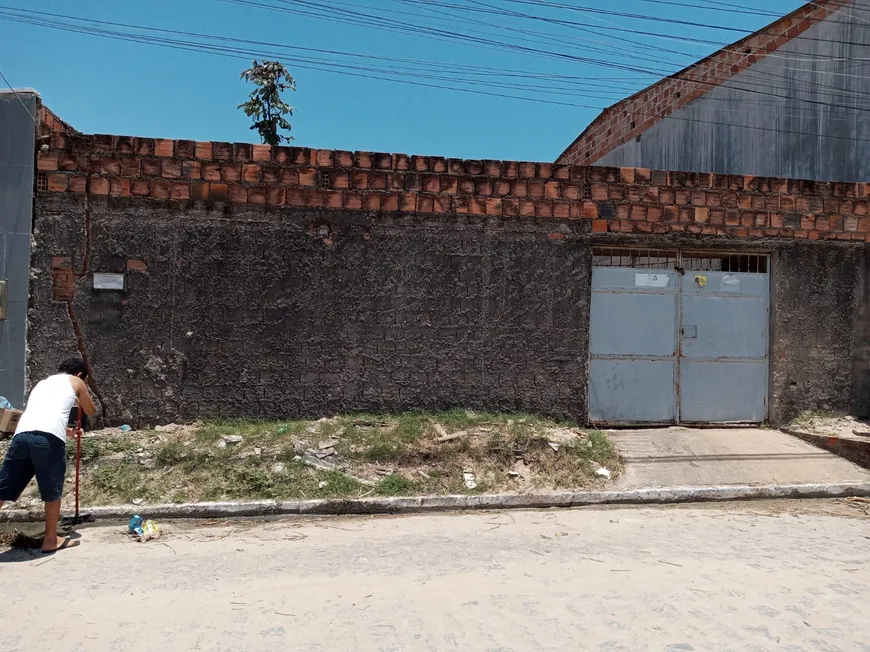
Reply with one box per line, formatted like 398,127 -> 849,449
1,499 -> 868,651
788,412 -> 870,439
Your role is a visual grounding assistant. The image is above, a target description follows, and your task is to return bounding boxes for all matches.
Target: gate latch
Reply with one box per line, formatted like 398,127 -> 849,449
682,325 -> 698,339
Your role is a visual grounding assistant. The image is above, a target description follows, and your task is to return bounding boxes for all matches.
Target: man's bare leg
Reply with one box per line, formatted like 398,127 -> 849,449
41,499 -> 79,553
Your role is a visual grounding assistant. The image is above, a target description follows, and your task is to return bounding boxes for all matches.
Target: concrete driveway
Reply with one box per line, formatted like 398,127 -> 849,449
608,427 -> 870,489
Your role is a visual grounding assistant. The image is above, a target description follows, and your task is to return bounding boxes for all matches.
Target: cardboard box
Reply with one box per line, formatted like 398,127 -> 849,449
0,408 -> 22,434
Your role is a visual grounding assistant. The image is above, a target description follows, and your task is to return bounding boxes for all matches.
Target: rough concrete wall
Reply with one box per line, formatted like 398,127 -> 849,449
594,5 -> 870,181
30,194 -> 590,426
771,243 -> 870,423
0,91 -> 38,407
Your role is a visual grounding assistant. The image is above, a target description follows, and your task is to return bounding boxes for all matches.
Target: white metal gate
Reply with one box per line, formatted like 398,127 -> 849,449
588,249 -> 770,424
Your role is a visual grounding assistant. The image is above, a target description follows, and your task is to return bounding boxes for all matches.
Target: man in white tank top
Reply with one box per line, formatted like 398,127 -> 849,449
0,358 -> 97,553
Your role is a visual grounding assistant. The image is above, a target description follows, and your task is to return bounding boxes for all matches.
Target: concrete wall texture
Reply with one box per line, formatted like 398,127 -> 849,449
0,90 -> 38,407
558,0 -> 870,182
26,132 -> 870,426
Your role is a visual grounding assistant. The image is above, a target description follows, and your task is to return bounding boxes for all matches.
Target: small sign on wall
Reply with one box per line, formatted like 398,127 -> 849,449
635,273 -> 669,288
93,273 -> 126,291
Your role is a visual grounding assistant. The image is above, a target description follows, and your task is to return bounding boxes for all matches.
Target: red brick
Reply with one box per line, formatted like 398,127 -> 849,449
234,143 -> 252,161
195,142 -> 213,159
582,202 -> 598,219
155,139 -> 174,157
545,181 -> 561,199
520,162 -> 536,178
469,197 -> 486,214
213,142 -> 233,160
190,182 -> 209,202
434,196 -> 451,214
476,180 -> 493,196
855,201 -> 868,216
162,160 -> 182,178
536,201 -> 553,218
401,194 -> 417,212
502,199 -> 519,217
140,158 -> 159,177
592,219 -> 608,233
381,193 -> 399,212
252,144 -> 272,161
619,168 -> 635,184
363,193 -> 381,211
38,153 -> 59,171
394,154 -> 411,171
694,207 -> 709,223
519,200 -> 536,217
375,153 -> 393,170
90,177 -> 110,195
120,157 -> 140,177
548,232 -> 566,240
299,168 -> 317,187
285,187 -> 305,206
126,259 -> 148,272
176,140 -> 195,158
630,205 -> 647,221
242,164 -> 261,183
553,202 -> 570,219
100,158 -> 120,176
151,180 -> 170,200
417,195 -> 434,213
537,163 -> 553,179
110,178 -> 131,196
422,175 -> 439,193
67,175 -> 85,193
171,182 -> 190,201
503,161 -> 518,178
486,198 -> 503,215
183,161 -> 201,179
344,191 -> 364,210
228,184 -> 247,203
529,181 -> 545,199
201,163 -> 221,182
326,191 -> 344,209
46,173 -> 67,192
131,180 -> 151,196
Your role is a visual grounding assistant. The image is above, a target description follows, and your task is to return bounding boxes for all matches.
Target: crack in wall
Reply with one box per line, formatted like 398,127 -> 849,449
65,179 -> 108,418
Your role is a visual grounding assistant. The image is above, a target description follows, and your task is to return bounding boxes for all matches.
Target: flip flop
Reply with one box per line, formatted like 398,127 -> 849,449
41,538 -> 80,554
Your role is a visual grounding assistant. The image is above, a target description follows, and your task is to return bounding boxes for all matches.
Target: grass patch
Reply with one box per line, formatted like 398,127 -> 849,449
40,410 -> 621,508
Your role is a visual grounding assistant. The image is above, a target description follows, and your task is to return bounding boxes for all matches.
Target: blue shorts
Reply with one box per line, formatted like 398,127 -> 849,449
0,431 -> 67,502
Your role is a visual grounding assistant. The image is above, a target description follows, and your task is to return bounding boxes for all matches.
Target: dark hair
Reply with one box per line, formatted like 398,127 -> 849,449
58,357 -> 88,379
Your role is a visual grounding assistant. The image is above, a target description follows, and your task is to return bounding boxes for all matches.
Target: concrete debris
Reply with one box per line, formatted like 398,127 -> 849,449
216,439 -> 227,450
155,423 -> 181,433
302,453 -> 337,472
375,468 -> 394,476
319,439 -> 339,450
315,449 -> 336,459
545,428 -> 581,444
272,463 -> 286,473
305,426 -> 318,435
224,435 -> 243,446
436,430 -> 469,443
548,442 -> 561,452
253,447 -> 262,456
463,471 -> 477,489
292,440 -> 306,455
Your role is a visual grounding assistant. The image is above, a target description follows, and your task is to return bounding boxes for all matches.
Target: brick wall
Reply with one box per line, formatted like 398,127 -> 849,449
556,0 -> 841,166
36,132 -> 870,242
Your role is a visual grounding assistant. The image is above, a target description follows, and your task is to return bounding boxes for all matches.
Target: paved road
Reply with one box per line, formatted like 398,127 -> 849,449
1,501 -> 869,651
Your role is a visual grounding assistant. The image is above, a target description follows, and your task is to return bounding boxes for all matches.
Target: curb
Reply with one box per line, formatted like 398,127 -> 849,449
3,482 -> 870,523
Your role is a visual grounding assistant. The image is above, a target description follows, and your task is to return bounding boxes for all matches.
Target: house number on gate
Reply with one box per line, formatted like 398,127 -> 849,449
635,273 -> 670,288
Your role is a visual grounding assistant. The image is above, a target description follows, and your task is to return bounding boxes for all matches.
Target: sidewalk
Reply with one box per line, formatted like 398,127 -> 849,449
608,427 -> 870,489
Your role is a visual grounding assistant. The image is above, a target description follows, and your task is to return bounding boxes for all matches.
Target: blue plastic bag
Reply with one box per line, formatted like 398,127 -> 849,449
0,396 -> 12,410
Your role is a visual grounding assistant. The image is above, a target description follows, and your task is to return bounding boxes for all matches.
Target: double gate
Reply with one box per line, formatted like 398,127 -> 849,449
588,249 -> 770,424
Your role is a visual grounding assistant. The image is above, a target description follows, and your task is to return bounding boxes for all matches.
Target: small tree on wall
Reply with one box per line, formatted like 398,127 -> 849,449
238,60 -> 296,146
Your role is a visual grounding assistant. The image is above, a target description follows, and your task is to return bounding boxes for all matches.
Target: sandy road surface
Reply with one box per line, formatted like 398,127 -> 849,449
1,501 -> 869,651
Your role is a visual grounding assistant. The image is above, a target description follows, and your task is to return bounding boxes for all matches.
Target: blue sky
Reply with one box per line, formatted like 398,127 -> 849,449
0,1 -> 805,161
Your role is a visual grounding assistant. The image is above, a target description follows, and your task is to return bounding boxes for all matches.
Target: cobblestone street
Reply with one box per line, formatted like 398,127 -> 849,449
2,501 -> 869,651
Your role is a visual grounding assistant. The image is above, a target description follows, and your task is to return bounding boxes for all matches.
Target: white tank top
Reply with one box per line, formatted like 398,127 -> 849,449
14,374 -> 78,443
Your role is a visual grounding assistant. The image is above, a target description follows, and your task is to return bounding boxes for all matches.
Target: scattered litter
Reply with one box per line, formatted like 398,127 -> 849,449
548,442 -> 561,452
128,515 -> 160,542
433,424 -> 449,439
0,396 -> 11,410
545,428 -> 580,444
375,468 -> 394,476
272,463 -> 286,473
120,425 -> 132,432
508,471 -> 520,478
318,481 -> 328,489
463,471 -> 477,489
417,470 -> 431,480
155,423 -> 181,433
253,447 -> 262,456
319,439 -> 339,450
436,430 -> 469,443
658,559 -> 683,568
596,467 -> 612,479
853,430 -> 870,438
132,498 -> 144,506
